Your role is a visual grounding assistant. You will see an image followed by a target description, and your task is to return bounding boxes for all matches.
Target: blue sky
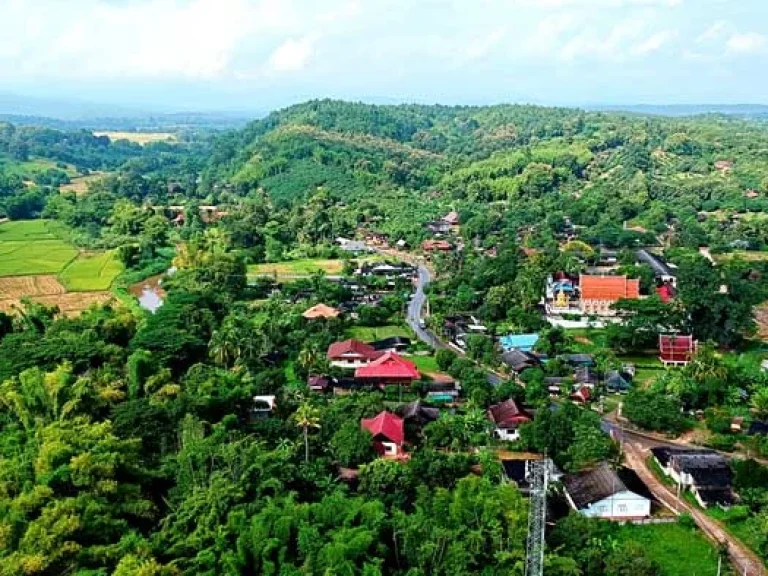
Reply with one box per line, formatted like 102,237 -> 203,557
1,0 -> 767,112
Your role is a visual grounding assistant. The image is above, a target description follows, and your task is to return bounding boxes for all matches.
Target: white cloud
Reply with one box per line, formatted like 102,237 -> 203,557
0,0 -> 345,80
266,36 -> 316,73
726,32 -> 767,54
696,21 -> 729,44
558,20 -> 640,61
463,28 -> 506,62
631,29 -> 677,54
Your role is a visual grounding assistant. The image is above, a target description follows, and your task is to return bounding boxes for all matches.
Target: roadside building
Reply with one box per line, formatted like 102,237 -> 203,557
650,447 -> 734,508
369,336 -> 412,353
562,463 -> 651,519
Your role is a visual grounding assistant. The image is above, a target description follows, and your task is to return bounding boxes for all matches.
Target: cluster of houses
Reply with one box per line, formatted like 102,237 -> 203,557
308,337 -> 461,402
422,211 -> 460,252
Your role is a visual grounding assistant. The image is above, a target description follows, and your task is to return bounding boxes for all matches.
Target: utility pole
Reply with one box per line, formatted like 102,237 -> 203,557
525,459 -> 549,576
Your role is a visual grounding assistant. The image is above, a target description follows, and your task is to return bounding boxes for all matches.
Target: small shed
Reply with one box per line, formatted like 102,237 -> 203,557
562,463 -> 651,519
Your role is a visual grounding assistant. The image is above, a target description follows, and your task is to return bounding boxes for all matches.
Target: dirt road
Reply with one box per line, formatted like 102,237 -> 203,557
624,441 -> 766,576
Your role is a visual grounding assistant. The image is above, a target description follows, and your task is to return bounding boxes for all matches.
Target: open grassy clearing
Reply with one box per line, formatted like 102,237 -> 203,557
0,219 -> 67,241
93,131 -> 177,145
59,251 -> 123,291
613,522 -> 720,576
249,258 -> 346,277
60,172 -> 107,196
714,250 -> 768,263
346,324 -> 412,342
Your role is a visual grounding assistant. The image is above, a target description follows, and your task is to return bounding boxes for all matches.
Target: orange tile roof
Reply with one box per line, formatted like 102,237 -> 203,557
580,275 -> 640,301
303,303 -> 341,319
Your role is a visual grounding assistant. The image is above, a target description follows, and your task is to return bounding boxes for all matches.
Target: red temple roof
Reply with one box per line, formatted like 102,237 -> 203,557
361,411 -> 404,445
580,275 -> 640,301
327,339 -> 380,361
659,335 -> 696,362
354,351 -> 421,380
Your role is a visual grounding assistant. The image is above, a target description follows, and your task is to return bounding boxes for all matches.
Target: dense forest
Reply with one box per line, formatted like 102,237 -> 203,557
1,100 -> 768,575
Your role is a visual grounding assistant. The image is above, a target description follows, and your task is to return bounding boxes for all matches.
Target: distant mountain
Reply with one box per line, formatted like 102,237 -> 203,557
586,103 -> 768,118
0,93 -> 257,130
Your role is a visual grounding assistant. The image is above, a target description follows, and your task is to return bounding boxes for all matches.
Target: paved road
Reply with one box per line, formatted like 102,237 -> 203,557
624,440 -> 766,576
406,264 -> 446,350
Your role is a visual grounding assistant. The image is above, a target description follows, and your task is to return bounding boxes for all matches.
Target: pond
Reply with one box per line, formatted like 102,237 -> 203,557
130,274 -> 166,313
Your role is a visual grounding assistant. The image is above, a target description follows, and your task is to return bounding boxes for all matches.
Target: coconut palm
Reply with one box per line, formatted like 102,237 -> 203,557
294,402 -> 321,463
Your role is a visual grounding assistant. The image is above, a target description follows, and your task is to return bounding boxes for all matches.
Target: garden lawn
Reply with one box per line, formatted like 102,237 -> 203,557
410,355 -> 440,373
614,522 -> 720,576
346,324 -> 412,342
59,251 -> 124,291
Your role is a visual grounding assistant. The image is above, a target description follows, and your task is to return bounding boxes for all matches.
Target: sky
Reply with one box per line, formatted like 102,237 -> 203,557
1,0 -> 767,113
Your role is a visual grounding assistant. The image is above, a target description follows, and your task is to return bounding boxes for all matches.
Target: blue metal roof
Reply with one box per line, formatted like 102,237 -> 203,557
500,333 -> 540,352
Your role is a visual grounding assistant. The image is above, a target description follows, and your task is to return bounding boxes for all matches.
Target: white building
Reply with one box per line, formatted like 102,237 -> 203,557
562,463 -> 651,520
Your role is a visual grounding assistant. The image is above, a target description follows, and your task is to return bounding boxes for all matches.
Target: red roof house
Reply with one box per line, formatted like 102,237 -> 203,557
579,274 -> 640,316
442,211 -> 460,225
354,351 -> 421,384
361,411 -> 405,457
570,386 -> 592,404
656,283 -> 675,303
422,239 -> 452,252
488,399 -> 532,441
659,335 -> 697,366
327,339 -> 382,368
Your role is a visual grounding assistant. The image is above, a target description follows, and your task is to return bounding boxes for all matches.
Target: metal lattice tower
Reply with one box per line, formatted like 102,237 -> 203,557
525,459 -> 549,576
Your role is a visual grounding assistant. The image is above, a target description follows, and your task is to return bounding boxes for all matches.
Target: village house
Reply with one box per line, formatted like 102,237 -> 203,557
369,336 -> 412,353
442,211 -> 460,226
579,274 -> 640,316
501,349 -> 541,375
422,239 -> 452,252
302,303 -> 341,320
658,335 -> 698,366
327,339 -> 382,369
604,370 -> 632,394
424,220 -> 452,235
499,333 -> 540,353
562,463 -> 651,520
635,249 -> 677,286
252,395 -> 277,420
307,374 -> 336,393
361,411 -> 405,458
570,386 -> 592,405
487,399 -> 532,442
354,351 -> 421,386
651,447 -> 734,508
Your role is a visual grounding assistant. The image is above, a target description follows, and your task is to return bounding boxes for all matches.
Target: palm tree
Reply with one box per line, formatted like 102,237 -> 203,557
294,402 -> 321,463
751,387 -> 768,420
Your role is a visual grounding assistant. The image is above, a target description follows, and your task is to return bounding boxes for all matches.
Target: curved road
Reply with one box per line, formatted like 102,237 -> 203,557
405,258 -> 764,574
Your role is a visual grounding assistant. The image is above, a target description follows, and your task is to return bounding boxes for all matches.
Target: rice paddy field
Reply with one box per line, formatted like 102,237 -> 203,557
0,220 -> 123,315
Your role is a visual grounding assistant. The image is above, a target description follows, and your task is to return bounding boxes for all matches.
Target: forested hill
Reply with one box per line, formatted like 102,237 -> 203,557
203,99 -> 768,250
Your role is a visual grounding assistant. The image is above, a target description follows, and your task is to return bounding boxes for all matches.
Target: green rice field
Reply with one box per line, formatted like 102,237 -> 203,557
59,251 -> 124,291
0,220 -> 122,291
